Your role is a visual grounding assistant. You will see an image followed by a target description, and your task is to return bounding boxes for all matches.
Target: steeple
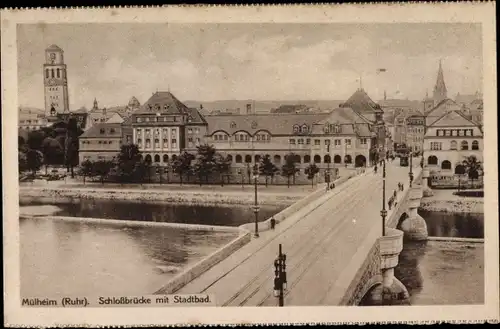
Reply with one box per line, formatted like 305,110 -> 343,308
92,98 -> 98,111
433,59 -> 447,103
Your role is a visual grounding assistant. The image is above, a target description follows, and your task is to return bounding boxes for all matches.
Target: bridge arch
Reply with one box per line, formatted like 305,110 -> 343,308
358,275 -> 383,306
396,212 -> 409,230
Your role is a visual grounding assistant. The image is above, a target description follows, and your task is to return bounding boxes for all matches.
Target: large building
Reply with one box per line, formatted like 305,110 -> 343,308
130,91 -> 207,165
424,110 -> 483,176
43,45 -> 70,117
18,108 -> 47,131
405,111 -> 425,153
78,123 -> 124,163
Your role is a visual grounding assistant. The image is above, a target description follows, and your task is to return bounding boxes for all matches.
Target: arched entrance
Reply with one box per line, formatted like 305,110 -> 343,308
144,154 -> 152,164
355,155 -> 366,168
334,155 -> 341,164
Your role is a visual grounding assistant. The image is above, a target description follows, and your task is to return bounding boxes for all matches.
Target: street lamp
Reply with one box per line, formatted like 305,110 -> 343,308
380,159 -> 387,237
252,164 -> 260,238
273,243 -> 287,307
156,166 -> 162,185
409,147 -> 414,188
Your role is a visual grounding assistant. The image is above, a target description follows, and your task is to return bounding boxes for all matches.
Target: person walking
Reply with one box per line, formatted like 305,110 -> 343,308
374,165 -> 378,174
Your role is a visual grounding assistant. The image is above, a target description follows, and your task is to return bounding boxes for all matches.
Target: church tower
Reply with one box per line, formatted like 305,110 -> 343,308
433,60 -> 447,104
43,44 -> 70,117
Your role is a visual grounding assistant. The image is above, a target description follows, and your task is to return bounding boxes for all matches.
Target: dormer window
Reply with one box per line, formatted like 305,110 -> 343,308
301,124 -> 308,133
293,125 -> 300,133
164,105 -> 168,110
110,128 -> 115,133
100,128 -> 105,134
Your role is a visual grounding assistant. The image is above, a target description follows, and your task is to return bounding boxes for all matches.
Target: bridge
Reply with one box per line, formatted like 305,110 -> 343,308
156,159 -> 431,306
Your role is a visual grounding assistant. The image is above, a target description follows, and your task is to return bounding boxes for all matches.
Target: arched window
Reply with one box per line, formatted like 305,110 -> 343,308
441,160 -> 452,170
314,155 -> 321,163
324,155 -> 331,163
145,154 -> 152,164
273,155 -> 281,163
163,154 -> 169,163
461,141 -> 469,150
304,155 -> 311,163
428,155 -> 438,165
154,154 -> 160,163
56,68 -> 60,78
345,154 -> 352,164
245,155 -> 252,163
255,155 -> 261,163
294,154 -> 301,163
171,154 -> 177,161
235,155 -> 242,163
334,155 -> 342,164
45,69 -> 49,78
51,69 -> 55,78
472,140 -> 479,150
455,164 -> 466,175
293,125 -> 300,134
227,155 -> 233,162
450,140 -> 457,150
301,124 -> 308,133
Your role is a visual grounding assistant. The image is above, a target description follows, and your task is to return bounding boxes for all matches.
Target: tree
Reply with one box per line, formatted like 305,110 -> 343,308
455,164 -> 466,192
281,152 -> 299,188
41,137 -> 64,174
78,160 -> 94,184
26,149 -> 43,175
64,117 -> 81,178
193,144 -> 217,185
93,160 -> 113,184
27,130 -> 46,150
462,156 -> 482,189
116,144 -> 142,183
305,163 -> 320,188
214,154 -> 232,186
18,151 -> 28,173
171,152 -> 194,185
259,155 -> 279,187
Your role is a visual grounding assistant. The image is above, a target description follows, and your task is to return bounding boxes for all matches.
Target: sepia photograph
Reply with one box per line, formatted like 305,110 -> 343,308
2,3 -> 498,327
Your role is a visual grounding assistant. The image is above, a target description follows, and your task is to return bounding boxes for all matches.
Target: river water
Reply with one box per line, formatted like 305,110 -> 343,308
19,199 -> 484,305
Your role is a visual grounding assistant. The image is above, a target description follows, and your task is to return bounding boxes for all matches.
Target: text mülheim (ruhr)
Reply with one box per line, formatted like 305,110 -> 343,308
21,294 -> 215,307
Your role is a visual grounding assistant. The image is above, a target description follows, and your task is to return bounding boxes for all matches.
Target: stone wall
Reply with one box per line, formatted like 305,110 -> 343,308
154,231 -> 251,295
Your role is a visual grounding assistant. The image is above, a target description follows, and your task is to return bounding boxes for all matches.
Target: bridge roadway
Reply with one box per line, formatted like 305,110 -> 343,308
176,161 -> 414,306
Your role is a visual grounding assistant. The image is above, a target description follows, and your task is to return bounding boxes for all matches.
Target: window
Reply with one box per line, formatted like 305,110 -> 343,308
450,140 -> 457,150
461,141 -> 469,150
172,139 -> 177,145
171,128 -> 177,137
235,155 -> 243,163
100,128 -> 105,134
188,128 -> 193,134
306,138 -> 310,145
56,68 -> 60,78
45,69 -> 49,78
345,139 -> 351,147
441,160 -> 452,170
436,130 -> 442,137
427,156 -> 438,165
289,139 -> 296,145
360,138 -> 367,145
196,138 -> 200,145
325,140 -> 331,146
195,128 -> 200,134
430,142 -> 442,151
163,139 -> 168,148
298,139 -> 304,144
245,155 -> 252,163
314,155 -> 321,163
445,130 -> 451,137
137,117 -> 142,123
472,140 -> 479,150
314,139 -> 320,146
301,124 -> 308,133
324,155 -> 331,163
334,139 -> 341,147
145,139 -> 151,148
145,117 -> 150,122
137,138 -> 142,145
145,129 -> 151,137
51,69 -> 55,78
110,128 -> 115,134
154,139 -> 160,148
304,155 -> 311,163
293,125 -> 300,133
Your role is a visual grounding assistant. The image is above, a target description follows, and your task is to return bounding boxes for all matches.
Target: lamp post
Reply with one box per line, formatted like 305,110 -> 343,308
273,243 -> 287,307
252,164 -> 260,238
156,166 -> 162,185
380,159 -> 387,237
409,147 -> 414,188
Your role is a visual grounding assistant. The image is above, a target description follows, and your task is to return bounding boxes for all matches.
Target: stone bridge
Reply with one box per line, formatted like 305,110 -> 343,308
162,160 -> 430,307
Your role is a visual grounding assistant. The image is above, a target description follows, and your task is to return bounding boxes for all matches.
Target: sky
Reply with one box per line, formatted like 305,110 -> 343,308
17,23 -> 483,109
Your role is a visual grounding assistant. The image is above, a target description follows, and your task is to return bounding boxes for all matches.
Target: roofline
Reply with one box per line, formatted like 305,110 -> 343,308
427,109 -> 479,128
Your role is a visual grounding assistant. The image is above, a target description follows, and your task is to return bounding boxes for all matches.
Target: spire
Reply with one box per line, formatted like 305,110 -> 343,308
433,59 -> 447,103
92,98 -> 98,111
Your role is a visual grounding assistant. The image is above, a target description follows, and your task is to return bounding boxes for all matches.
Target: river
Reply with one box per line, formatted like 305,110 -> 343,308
19,199 -> 484,305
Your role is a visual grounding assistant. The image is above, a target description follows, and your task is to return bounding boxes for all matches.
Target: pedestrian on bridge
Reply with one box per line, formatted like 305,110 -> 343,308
393,190 -> 397,198
270,216 -> 276,230
374,165 -> 378,174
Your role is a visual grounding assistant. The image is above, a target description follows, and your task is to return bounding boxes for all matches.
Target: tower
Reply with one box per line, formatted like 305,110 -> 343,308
43,44 -> 69,116
433,60 -> 447,104
92,98 -> 98,111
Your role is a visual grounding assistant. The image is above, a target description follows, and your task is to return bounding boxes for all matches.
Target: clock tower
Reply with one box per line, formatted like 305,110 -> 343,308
43,44 -> 70,117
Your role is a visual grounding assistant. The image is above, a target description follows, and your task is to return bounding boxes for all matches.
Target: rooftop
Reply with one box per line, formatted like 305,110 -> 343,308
80,122 -> 123,138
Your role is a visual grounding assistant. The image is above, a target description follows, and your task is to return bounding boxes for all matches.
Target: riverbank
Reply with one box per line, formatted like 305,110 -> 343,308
419,189 -> 484,214
19,184 -> 313,207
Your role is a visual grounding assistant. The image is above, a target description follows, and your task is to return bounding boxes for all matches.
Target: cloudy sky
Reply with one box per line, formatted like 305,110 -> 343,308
17,23 -> 482,109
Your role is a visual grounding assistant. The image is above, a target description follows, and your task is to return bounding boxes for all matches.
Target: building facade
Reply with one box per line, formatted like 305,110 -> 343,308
405,112 -> 425,153
79,123 -> 124,162
43,45 -> 70,117
130,91 -> 207,165
424,110 -> 483,176
18,108 -> 48,131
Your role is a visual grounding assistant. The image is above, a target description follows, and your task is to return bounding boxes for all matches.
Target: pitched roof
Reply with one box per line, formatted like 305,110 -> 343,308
80,123 -> 123,138
455,93 -> 480,105
46,44 -> 63,51
186,108 -> 207,125
317,106 -> 371,125
341,88 -> 383,115
135,91 -> 190,115
428,110 -> 479,128
205,113 -> 328,136
128,96 -> 141,108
